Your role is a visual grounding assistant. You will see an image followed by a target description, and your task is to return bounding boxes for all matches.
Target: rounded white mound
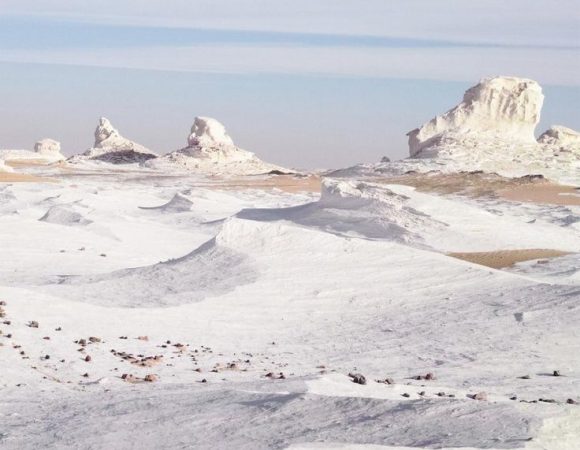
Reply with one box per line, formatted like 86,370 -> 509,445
69,117 -> 157,165
147,116 -> 286,175
408,76 -> 543,158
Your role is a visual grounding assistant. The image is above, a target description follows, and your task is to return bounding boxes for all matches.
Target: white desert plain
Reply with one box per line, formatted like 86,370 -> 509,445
1,74 -> 579,449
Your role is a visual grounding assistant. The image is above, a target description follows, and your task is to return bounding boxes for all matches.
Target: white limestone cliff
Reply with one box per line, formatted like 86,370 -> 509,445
69,118 -> 157,164
148,117 -> 287,175
408,76 -> 544,158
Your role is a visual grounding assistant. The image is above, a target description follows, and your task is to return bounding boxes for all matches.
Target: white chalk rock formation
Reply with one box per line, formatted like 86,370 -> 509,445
408,76 -> 544,158
69,117 -> 157,164
34,138 -> 65,161
0,159 -> 14,173
148,117 -> 287,175
537,126 -> 580,148
0,138 -> 65,163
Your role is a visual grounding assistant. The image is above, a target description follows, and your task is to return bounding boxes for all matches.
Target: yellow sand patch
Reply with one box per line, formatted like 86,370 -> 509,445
0,172 -> 58,183
448,249 -> 570,269
499,184 -> 580,206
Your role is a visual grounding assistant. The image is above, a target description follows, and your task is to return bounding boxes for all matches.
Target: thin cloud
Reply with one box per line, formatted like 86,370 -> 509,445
1,0 -> 579,48
0,45 -> 578,86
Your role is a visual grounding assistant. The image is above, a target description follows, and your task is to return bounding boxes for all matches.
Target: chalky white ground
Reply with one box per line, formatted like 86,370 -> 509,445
0,168 -> 579,450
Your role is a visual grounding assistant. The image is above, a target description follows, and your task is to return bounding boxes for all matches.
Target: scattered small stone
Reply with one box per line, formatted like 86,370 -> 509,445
566,399 -> 577,405
88,337 -> 101,343
6,333 -> 12,338
539,398 -> 557,403
553,370 -> 561,377
121,373 -> 138,383
401,393 -> 410,398
470,392 -> 488,401
201,379 -> 207,383
100,254 -> 107,257
510,396 -> 518,401
519,375 -> 531,379
436,392 -> 446,397
27,321 -> 39,328
376,377 -> 395,385
77,339 -> 87,346
0,301 -> 6,306
144,374 -> 158,382
137,336 -> 149,341
84,355 -> 92,362
44,355 -> 50,360
43,336 -> 50,340
414,372 -> 435,381
418,391 -> 426,396
348,373 -> 367,385
82,373 -> 89,378
55,327 -> 62,331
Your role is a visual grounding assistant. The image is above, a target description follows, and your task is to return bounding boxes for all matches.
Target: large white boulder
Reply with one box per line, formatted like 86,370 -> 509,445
408,76 -> 544,157
69,117 -> 157,165
148,116 -> 288,175
34,138 -> 65,161
187,116 -> 235,148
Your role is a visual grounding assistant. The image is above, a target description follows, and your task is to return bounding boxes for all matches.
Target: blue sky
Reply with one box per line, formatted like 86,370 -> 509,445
0,1 -> 578,168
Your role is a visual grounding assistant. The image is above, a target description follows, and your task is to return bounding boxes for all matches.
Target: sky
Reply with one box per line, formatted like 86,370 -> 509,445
0,1 -> 579,168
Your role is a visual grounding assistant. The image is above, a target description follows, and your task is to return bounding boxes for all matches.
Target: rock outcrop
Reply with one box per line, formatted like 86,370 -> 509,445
0,159 -> 14,173
0,138 -> 65,163
407,77 -> 544,158
147,116 -> 287,175
34,138 -> 65,161
69,118 -> 157,165
537,126 -> 580,148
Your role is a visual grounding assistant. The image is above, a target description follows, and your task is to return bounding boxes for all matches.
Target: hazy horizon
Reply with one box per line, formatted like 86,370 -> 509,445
1,0 -> 579,168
